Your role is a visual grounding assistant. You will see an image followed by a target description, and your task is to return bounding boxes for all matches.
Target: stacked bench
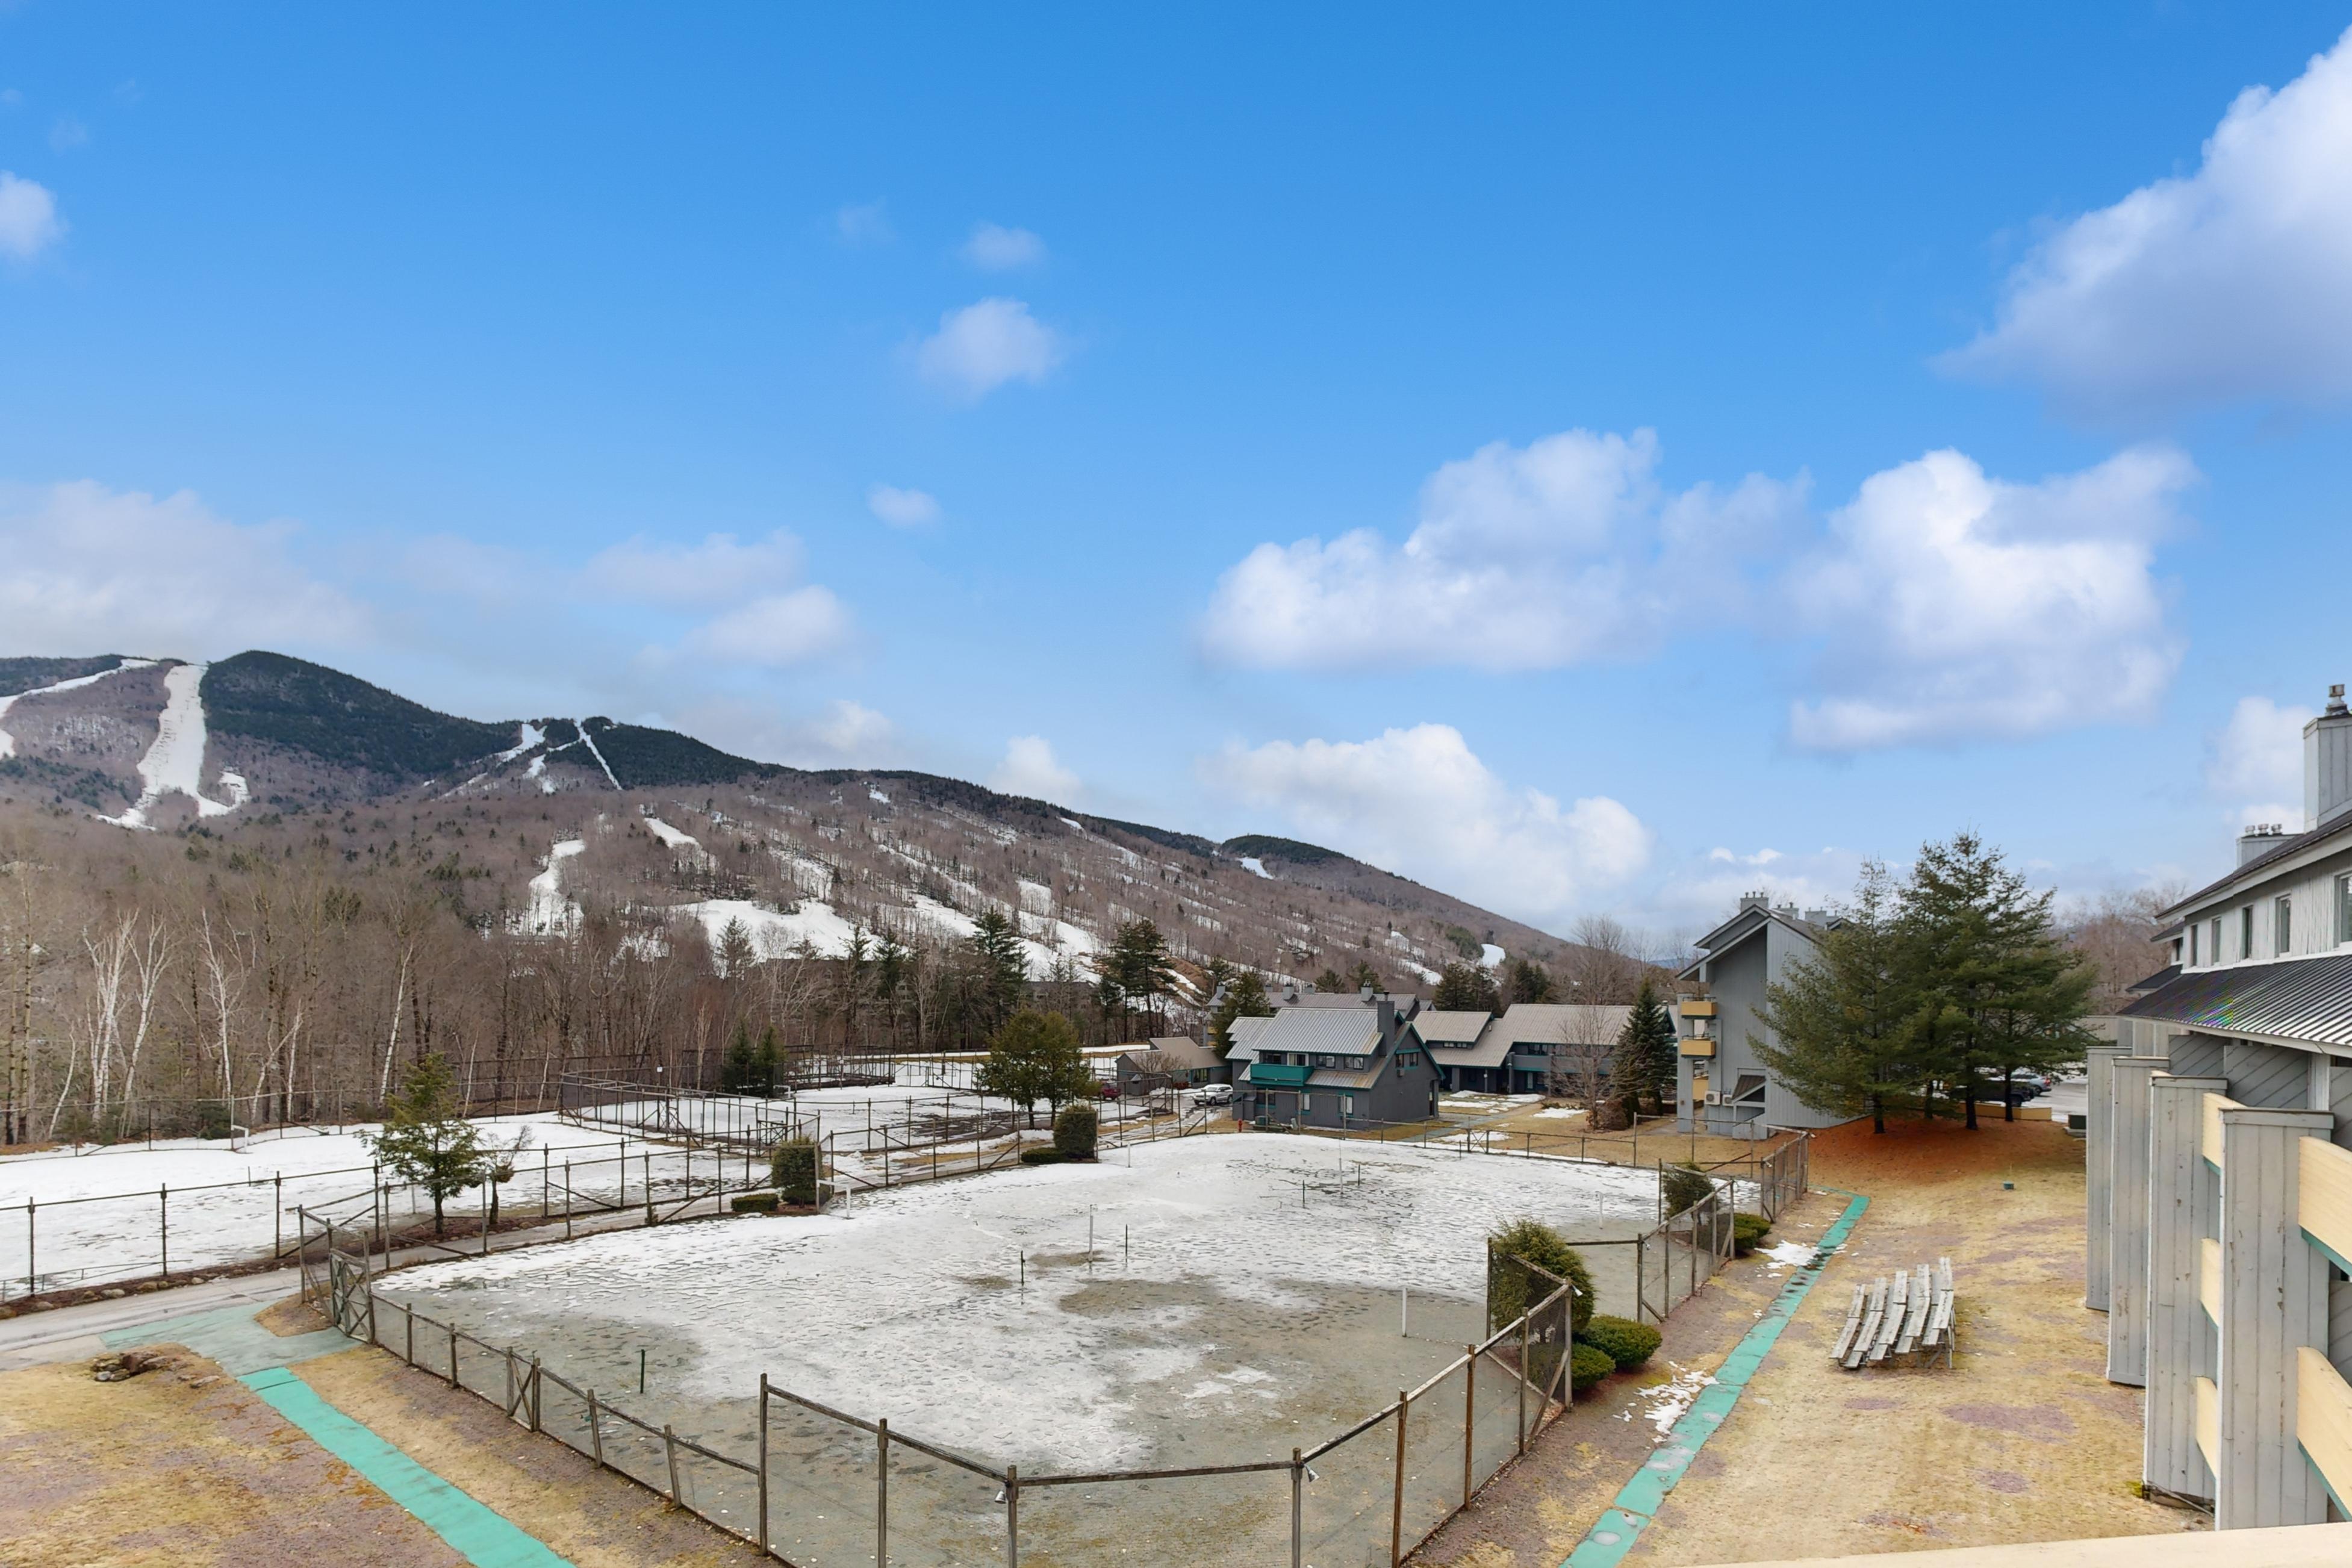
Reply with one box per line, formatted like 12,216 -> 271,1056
1832,1257 -> 1955,1370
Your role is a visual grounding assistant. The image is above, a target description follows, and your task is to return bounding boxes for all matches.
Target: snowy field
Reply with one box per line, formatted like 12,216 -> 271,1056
376,1135 -> 1659,1561
0,1113 -> 713,1296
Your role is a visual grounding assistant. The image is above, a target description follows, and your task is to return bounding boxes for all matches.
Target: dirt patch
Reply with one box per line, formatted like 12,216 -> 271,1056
1616,1115 -> 2204,1563
296,1346 -> 765,1568
0,1346 -> 462,1567
256,1293 -> 332,1337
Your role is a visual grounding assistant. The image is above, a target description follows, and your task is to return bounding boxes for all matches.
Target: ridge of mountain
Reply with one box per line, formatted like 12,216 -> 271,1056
0,649 -> 1570,980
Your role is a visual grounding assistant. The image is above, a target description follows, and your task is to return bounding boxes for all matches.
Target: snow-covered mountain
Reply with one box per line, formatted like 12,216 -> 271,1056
0,650 -> 1567,986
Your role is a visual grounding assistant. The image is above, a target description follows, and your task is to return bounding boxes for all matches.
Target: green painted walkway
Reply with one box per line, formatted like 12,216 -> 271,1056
241,1365 -> 573,1568
1562,1187 -> 1871,1568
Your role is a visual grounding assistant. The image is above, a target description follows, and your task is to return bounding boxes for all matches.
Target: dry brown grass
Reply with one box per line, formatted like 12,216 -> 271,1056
0,1348 -> 461,1568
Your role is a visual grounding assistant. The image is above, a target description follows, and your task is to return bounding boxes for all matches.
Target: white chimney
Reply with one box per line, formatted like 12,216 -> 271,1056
2239,823 -> 2288,865
2309,683 -> 2352,831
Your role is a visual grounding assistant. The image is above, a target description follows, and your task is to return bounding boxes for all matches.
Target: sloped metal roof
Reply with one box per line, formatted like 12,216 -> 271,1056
2119,953 -> 2352,1048
2161,814 -> 2352,920
1415,1009 -> 1492,1045
1222,1013 -> 1278,1063
1249,1007 -> 1382,1057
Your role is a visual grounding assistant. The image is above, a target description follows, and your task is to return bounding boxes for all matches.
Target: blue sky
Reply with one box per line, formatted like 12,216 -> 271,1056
6,4 -> 2352,942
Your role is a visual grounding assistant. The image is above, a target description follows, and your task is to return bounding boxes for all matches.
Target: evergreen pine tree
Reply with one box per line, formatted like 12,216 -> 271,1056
1505,958 -> 1558,1005
1610,980 -> 1678,1114
362,1053 -> 487,1237
754,1024 -> 780,1094
719,1021 -> 757,1092
1208,969 -> 1274,1056
1313,967 -> 1347,993
1752,862 -> 1915,1133
1433,961 -> 1500,1012
969,910 -> 1029,1034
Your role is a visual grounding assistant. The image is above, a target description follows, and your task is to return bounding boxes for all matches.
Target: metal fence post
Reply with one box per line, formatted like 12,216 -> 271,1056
24,1197 -> 34,1297
159,1183 -> 168,1280
876,1417 -> 889,1568
1390,1392 -> 1408,1568
274,1173 -> 283,1258
1004,1462 -> 1020,1568
405,1302 -> 415,1365
588,1387 -> 605,1466
758,1374 -> 770,1551
1462,1345 -> 1475,1506
530,1355 -> 543,1432
1290,1448 -> 1304,1568
664,1422 -> 682,1503
1517,1316 -> 1529,1454
449,1322 -> 459,1388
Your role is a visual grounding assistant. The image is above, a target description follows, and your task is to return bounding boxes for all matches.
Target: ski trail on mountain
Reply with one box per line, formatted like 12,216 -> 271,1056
0,658 -> 158,759
101,662 -> 239,829
574,720 -> 623,791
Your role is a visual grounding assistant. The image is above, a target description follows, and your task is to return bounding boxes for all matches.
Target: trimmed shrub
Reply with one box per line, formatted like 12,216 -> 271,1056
730,1192 -> 780,1215
1569,1342 -> 1616,1393
1054,1101 -> 1099,1160
1487,1217 -> 1597,1336
1661,1162 -> 1714,1219
1019,1148 -> 1068,1166
771,1136 -> 820,1206
1580,1314 -> 1662,1370
1731,1212 -> 1772,1256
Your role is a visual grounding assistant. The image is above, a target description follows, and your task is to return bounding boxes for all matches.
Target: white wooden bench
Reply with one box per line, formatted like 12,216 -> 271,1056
1834,1257 -> 1955,1370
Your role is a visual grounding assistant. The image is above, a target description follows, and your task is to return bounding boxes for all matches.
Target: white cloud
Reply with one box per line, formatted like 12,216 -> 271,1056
2206,694 -> 2316,830
0,171 -> 64,260
579,530 -> 811,612
1942,26 -> 2352,417
685,588 -> 853,668
915,298 -> 1067,399
808,699 -> 895,759
579,530 -> 853,667
1202,428 -> 1803,671
992,735 -> 1079,801
866,484 -> 941,528
0,480 -> 366,657
1649,844 -> 1866,935
48,116 -> 87,152
1785,445 -> 2195,751
834,200 -> 892,245
1200,723 -> 1651,930
962,222 -> 1045,270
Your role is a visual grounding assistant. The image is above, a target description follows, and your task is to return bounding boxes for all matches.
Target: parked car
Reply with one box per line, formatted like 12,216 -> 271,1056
1187,1082 -> 1234,1107
1973,1071 -> 2050,1106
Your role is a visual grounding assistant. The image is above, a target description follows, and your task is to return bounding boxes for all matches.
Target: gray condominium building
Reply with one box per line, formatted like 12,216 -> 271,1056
2088,683 -> 2352,1528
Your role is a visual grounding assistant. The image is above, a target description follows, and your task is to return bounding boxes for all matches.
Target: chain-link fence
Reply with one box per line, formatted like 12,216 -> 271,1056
318,1250 -> 1578,1567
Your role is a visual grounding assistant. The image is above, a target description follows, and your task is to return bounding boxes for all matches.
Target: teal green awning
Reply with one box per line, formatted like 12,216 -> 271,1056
1248,1062 -> 1311,1087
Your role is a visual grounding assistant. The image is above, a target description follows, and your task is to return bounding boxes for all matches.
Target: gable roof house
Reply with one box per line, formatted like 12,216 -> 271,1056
1231,989 -> 1437,1130
1675,895 -> 1850,1139
1115,1036 -> 1227,1091
2082,683 -> 2352,1528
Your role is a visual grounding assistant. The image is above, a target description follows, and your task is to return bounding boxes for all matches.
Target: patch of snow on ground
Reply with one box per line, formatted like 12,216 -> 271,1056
1535,1107 -> 1584,1120
1239,856 -> 1272,879
1626,1363 -> 1714,1437
674,897 -> 861,959
526,753 -> 553,791
1759,1239 -> 1818,1273
215,770 -> 250,807
0,658 -> 158,759
0,1112 -> 682,1289
523,840 -> 585,934
642,816 -> 702,852
1479,944 -> 1506,969
868,787 -> 891,804
378,1136 -> 1663,1472
101,662 -> 237,829
494,722 -> 545,763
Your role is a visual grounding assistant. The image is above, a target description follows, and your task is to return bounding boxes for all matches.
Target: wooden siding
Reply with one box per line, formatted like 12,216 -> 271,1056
2196,1375 -> 2220,1476
2333,1278 -> 2352,1381
2231,1039 -> 2317,1109
2201,1236 -> 2224,1324
2335,1063 -> 2352,1150
2299,1346 -> 2352,1511
2171,1031 -> 2227,1080
2304,1136 -> 2352,1272
2206,1092 -> 2241,1168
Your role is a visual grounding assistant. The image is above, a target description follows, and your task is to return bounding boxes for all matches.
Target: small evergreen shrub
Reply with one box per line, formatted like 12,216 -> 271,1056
1569,1342 -> 1616,1393
1580,1314 -> 1662,1370
1054,1101 -> 1099,1160
1661,1162 -> 1715,1218
1732,1213 -> 1772,1256
1488,1217 -> 1598,1336
195,1099 -> 234,1140
730,1192 -> 780,1214
771,1136 -> 820,1206
1019,1148 -> 1068,1166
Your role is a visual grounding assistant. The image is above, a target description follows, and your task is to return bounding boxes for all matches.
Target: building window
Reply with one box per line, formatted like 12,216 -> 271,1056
2338,874 -> 2352,946
1342,1094 -> 1355,1115
1299,1094 -> 1312,1113
2212,916 -> 2223,962
2276,895 -> 2293,955
2242,906 -> 2255,959
2188,924 -> 2199,965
